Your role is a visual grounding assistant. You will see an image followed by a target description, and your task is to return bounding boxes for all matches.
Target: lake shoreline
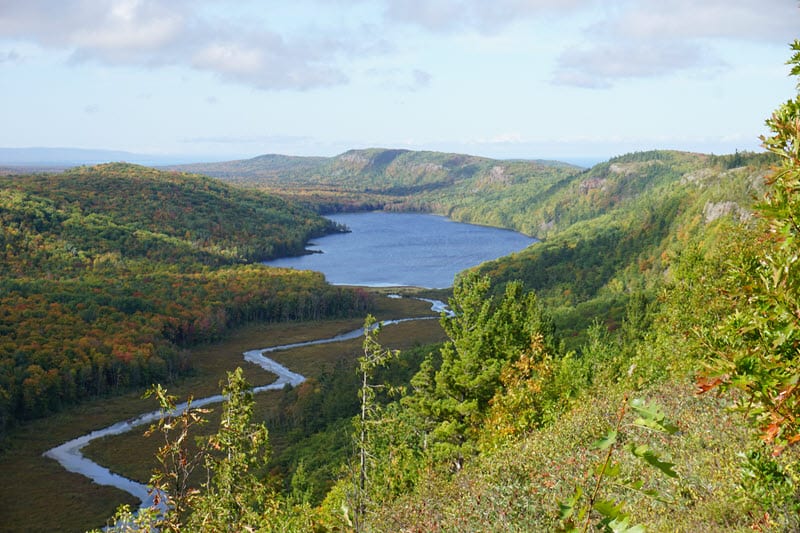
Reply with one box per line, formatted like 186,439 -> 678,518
264,211 -> 536,288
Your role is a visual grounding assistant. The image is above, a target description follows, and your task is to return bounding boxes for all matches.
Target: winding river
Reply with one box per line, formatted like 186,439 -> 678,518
43,297 -> 451,518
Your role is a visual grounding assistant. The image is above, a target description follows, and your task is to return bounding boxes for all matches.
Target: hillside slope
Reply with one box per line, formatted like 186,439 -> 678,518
0,164 -> 371,433
169,148 -> 580,226
2,162 -> 342,265
472,150 -> 774,339
177,148 -> 776,341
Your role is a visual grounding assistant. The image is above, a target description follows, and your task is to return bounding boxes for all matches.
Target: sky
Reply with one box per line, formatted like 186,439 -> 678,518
1,0 -> 799,165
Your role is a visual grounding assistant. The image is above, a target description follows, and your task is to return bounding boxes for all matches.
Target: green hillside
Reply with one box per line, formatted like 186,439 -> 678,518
6,44 -> 800,531
178,146 -> 776,344
2,162 -> 344,265
146,142 -> 800,533
473,150 -> 775,343
169,149 -> 579,222
353,140 -> 800,530
0,164 -> 371,433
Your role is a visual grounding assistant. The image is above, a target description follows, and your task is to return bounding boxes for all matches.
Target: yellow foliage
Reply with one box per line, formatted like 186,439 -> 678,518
483,334 -> 554,444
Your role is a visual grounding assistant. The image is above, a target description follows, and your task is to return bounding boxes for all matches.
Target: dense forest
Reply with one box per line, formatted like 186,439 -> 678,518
0,164 -> 371,433
4,43 -> 800,533
89,44 -> 800,532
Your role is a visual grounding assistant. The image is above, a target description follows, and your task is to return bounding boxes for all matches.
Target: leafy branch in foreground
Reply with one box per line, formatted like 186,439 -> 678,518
99,368 -> 312,532
699,40 -> 800,454
144,384 -> 210,531
185,367 -> 276,531
557,395 -> 679,533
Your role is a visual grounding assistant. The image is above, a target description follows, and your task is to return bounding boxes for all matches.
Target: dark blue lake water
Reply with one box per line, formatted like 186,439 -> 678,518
263,212 -> 537,288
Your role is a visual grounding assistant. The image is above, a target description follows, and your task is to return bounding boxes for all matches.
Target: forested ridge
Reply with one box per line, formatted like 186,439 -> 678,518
5,43 -> 800,533
100,46 -> 800,532
169,148 -> 580,219
0,164 -> 371,434
474,149 -> 776,344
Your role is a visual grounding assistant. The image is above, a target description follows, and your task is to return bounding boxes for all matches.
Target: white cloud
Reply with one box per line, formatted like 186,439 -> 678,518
552,0 -> 799,88
2,0 -> 797,92
190,31 -> 351,90
193,42 -> 270,77
0,0 -> 186,51
383,0 -> 593,33
0,0 -> 361,89
553,40 -> 726,88
601,0 -> 799,42
69,8 -> 184,63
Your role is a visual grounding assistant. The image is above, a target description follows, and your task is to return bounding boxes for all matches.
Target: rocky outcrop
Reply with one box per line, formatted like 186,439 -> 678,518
703,201 -> 751,223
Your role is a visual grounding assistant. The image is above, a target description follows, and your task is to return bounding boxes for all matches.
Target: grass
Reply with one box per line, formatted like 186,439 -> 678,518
0,291 -> 446,533
370,377 -> 762,532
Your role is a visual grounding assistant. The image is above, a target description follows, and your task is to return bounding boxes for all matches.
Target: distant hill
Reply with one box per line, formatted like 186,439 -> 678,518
168,148 -> 582,224
0,147 -> 226,167
168,148 -> 579,186
171,153 -> 331,180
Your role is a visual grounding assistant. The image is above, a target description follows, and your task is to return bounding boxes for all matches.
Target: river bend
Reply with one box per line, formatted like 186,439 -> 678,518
43,297 -> 449,515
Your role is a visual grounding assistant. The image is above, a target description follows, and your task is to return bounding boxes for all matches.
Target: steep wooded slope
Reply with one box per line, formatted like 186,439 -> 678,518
473,151 -> 774,337
177,148 -> 776,339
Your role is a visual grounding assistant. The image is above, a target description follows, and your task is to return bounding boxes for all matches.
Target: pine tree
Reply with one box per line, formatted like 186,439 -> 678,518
410,273 -> 556,469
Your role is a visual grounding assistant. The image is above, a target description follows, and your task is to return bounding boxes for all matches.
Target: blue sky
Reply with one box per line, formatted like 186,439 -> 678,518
1,0 -> 799,164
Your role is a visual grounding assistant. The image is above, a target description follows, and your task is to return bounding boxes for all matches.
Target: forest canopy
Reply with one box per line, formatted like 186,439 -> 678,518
0,164 -> 371,433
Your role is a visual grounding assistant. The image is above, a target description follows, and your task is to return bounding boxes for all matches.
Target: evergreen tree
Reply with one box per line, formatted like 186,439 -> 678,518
409,273 -> 556,469
351,315 -> 398,530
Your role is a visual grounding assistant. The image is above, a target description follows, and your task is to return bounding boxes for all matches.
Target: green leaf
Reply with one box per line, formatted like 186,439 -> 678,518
594,459 -> 620,478
630,399 -> 678,434
633,415 -> 679,434
609,515 -> 647,533
592,429 -> 618,450
558,486 -> 582,521
593,498 -> 624,520
624,479 -> 672,504
629,444 -> 678,478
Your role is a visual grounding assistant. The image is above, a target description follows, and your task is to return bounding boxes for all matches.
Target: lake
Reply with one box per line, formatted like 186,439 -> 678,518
262,212 -> 537,288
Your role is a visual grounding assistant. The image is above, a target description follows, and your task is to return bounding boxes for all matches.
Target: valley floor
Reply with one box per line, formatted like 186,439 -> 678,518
0,291 -> 446,533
